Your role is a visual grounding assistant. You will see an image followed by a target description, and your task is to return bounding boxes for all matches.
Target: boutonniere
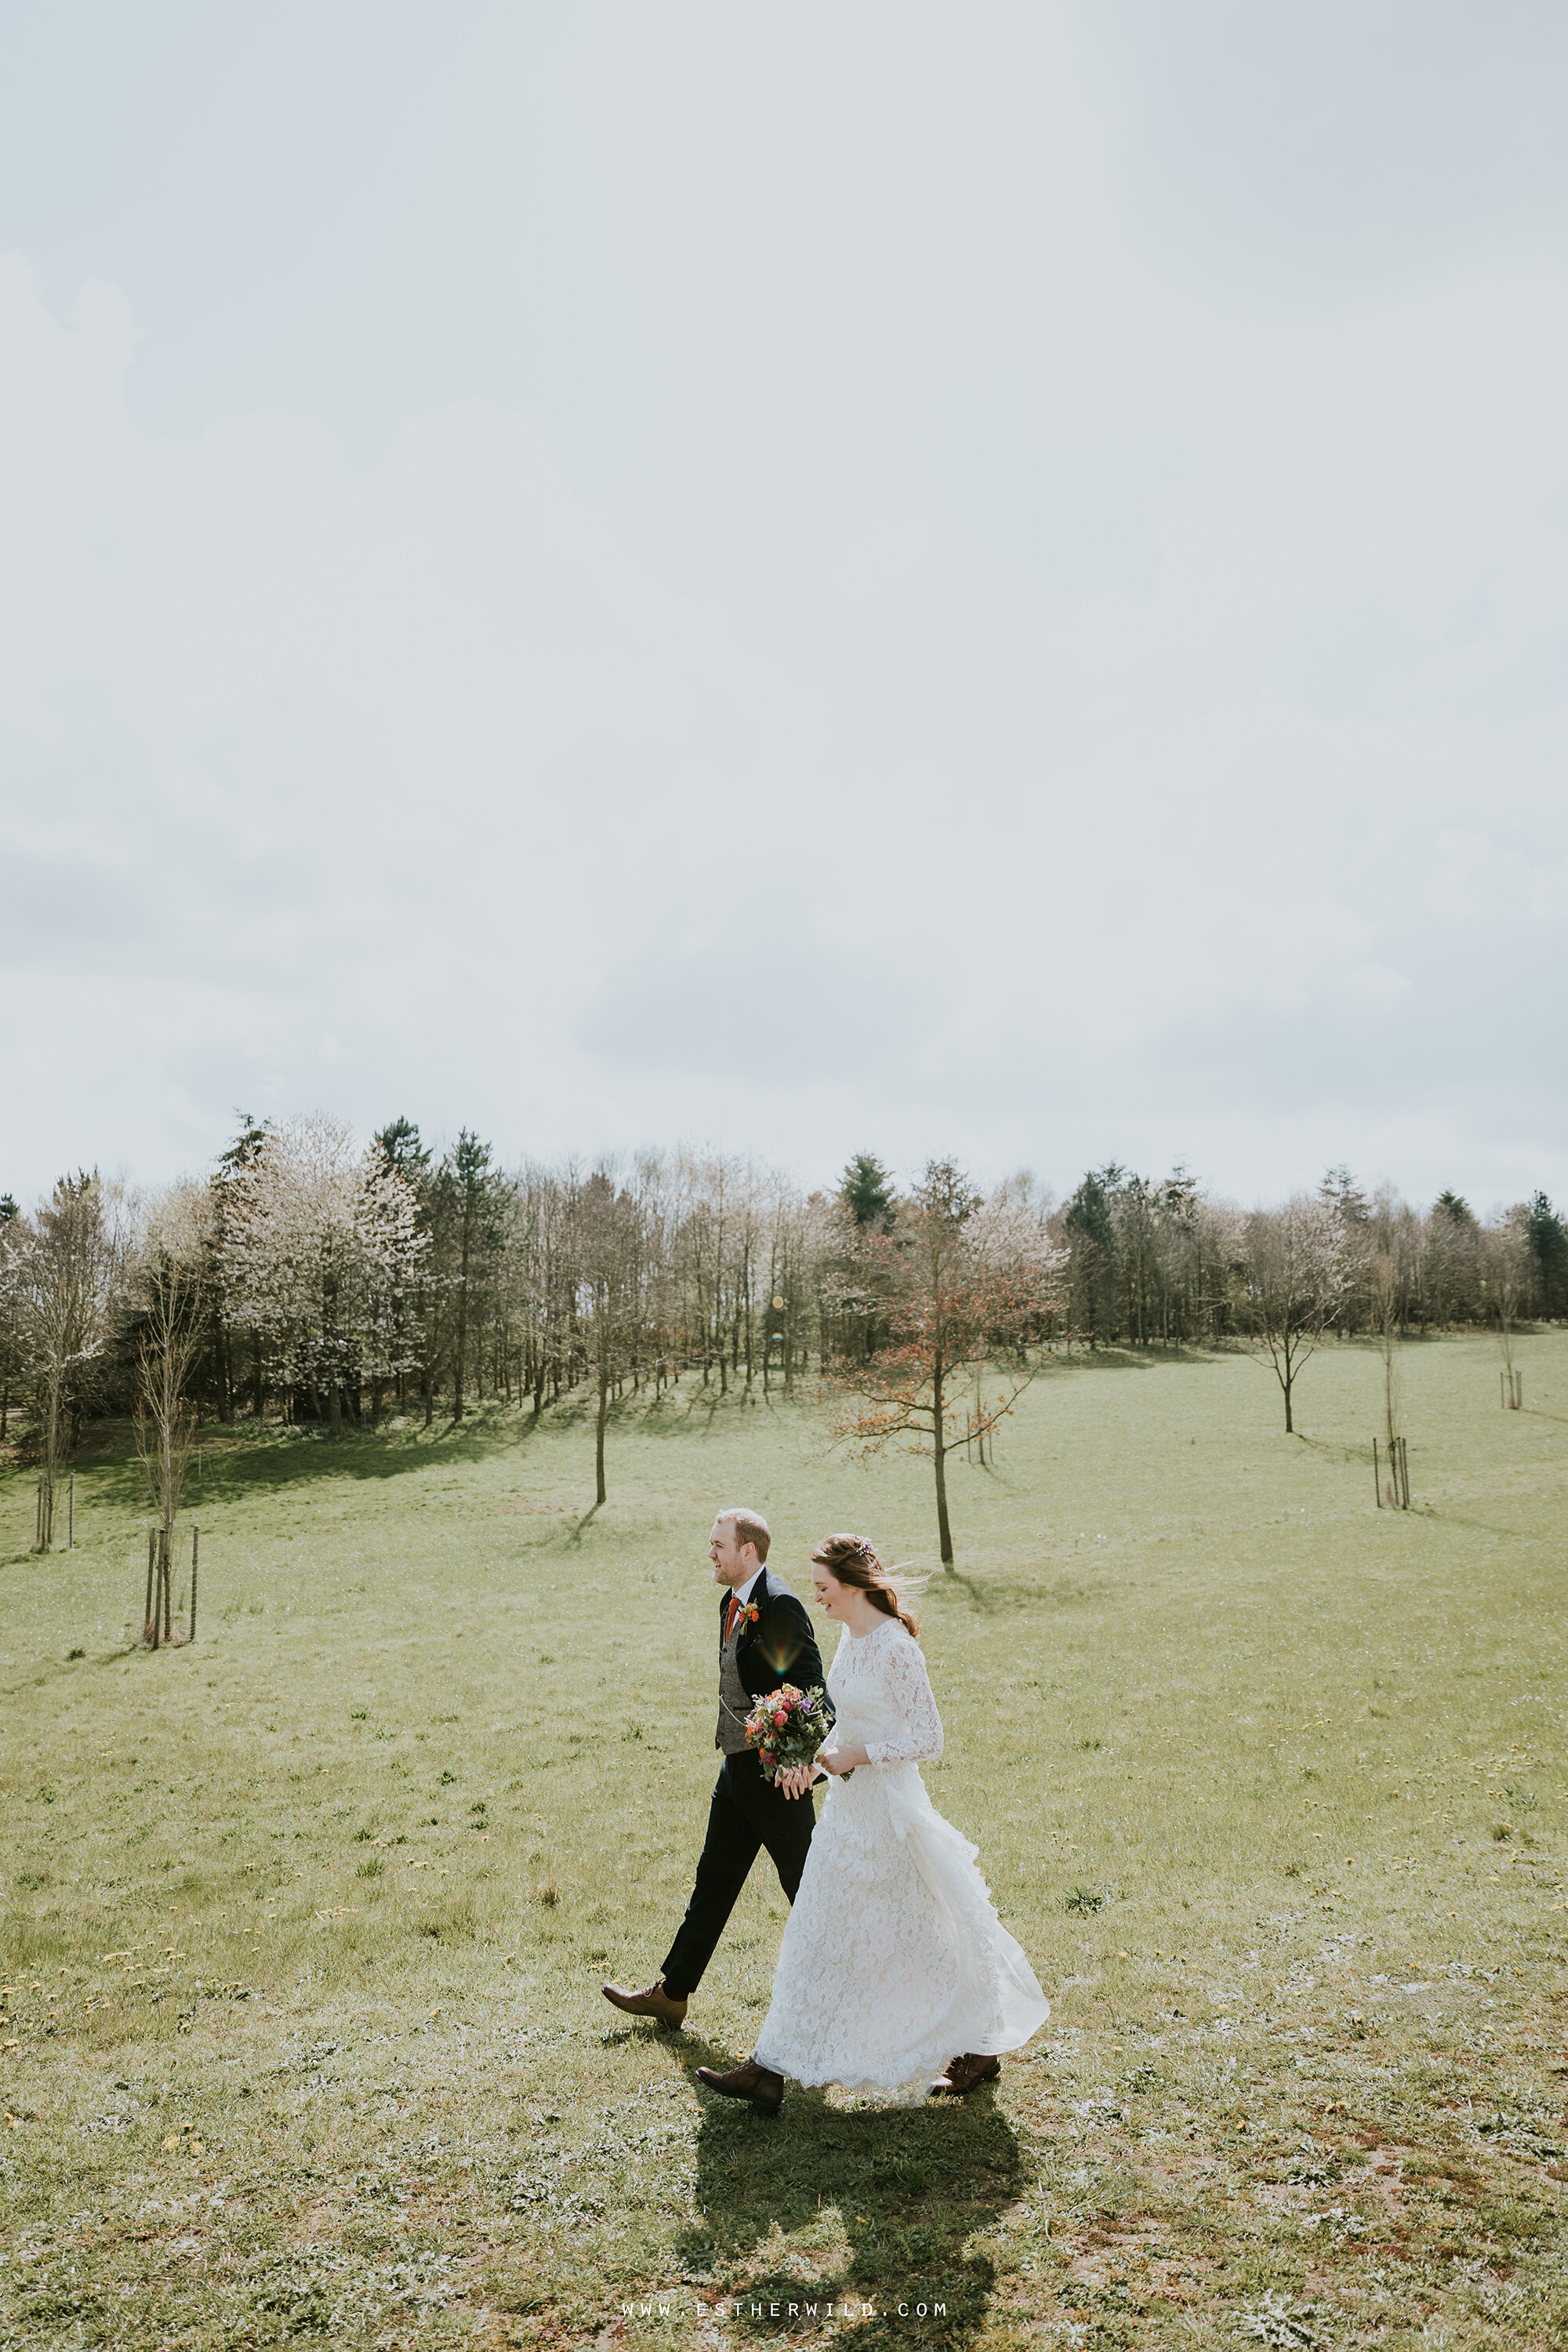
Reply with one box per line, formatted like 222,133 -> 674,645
739,1602 -> 760,1627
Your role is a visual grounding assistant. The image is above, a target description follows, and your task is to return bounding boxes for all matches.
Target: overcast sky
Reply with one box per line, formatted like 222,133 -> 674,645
3,2 -> 1566,1213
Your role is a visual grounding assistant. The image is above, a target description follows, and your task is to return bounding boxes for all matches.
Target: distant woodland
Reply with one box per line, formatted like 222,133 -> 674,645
3,1116 -> 1564,1563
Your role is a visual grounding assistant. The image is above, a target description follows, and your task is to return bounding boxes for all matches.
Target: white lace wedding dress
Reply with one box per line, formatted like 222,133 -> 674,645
752,1617 -> 1049,2107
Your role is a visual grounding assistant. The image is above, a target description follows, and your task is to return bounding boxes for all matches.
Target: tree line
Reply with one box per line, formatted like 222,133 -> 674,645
1058,1163 -> 1567,1351
1,1120 -> 1563,1575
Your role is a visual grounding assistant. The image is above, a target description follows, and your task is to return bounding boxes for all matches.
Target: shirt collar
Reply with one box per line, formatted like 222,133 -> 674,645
731,1566 -> 765,1609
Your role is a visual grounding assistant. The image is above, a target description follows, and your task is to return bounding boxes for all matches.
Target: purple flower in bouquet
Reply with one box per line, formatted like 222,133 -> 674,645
742,1682 -> 837,1784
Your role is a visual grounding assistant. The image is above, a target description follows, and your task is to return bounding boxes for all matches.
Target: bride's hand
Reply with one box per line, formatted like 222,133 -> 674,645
776,1763 -> 820,1801
817,1745 -> 869,1777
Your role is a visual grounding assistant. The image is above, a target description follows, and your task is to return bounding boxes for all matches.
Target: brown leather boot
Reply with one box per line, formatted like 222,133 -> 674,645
602,1979 -> 688,2027
694,2056 -> 784,2111
931,2052 -> 1000,2096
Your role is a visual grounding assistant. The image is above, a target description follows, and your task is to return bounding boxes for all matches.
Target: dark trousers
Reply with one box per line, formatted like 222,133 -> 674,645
660,1750 -> 817,1998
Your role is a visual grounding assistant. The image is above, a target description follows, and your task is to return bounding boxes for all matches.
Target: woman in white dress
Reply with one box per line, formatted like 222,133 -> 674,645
695,1534 -> 1049,2112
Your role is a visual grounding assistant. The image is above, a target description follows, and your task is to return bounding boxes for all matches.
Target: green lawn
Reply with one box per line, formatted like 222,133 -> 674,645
2,1332 -> 1567,2350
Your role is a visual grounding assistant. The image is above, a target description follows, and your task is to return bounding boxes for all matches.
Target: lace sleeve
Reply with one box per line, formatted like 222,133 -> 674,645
865,1635 -> 944,1766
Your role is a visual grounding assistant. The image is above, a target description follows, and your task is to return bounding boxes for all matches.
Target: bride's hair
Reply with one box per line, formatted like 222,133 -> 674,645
810,1534 -> 925,1639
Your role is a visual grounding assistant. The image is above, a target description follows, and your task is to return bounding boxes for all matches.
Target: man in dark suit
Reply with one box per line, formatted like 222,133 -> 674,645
604,1507 -> 829,2042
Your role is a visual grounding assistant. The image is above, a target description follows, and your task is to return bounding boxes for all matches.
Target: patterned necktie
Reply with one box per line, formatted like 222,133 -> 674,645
725,1593 -> 741,1641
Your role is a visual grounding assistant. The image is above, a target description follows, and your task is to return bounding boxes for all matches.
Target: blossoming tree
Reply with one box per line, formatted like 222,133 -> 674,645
217,1115 -> 427,1433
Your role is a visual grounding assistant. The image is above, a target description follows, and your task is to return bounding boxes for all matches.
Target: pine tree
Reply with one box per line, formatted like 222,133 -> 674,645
1526,1192 -> 1568,1317
374,1116 -> 430,1189
839,1152 -> 896,1229
1064,1167 -> 1120,1345
437,1131 -> 502,1420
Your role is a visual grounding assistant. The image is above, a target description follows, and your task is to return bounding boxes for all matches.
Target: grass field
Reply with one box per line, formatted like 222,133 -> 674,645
3,1330 -> 1567,2351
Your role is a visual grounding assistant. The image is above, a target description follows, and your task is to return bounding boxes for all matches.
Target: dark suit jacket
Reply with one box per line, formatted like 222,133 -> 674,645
722,1568 -> 833,1733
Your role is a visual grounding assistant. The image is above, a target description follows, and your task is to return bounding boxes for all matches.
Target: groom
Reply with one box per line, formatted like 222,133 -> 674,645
603,1508 -> 829,2034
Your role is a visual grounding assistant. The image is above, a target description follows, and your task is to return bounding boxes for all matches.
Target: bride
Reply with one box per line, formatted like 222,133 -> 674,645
695,1533 -> 1049,2111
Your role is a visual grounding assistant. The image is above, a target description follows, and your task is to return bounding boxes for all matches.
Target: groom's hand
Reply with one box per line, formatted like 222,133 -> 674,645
776,1764 -> 821,1802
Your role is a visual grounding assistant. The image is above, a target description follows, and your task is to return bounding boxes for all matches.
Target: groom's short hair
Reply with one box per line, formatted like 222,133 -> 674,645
720,1507 -> 771,1563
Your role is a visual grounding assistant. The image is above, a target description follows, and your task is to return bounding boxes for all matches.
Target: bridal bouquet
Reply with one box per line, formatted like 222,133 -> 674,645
742,1682 -> 844,1784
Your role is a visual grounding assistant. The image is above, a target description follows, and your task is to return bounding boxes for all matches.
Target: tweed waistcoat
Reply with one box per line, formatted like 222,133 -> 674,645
717,1605 -> 753,1755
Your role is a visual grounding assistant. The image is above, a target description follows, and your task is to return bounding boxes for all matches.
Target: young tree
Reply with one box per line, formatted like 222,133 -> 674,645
1483,1216 -> 1530,1406
1236,1195 -> 1352,1434
1369,1248 -> 1403,1464
218,1115 -> 426,1433
826,1160 -> 1061,1567
130,1181 -> 213,1642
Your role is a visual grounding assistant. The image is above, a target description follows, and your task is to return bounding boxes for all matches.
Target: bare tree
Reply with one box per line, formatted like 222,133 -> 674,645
0,1192 -> 27,1441
761,1174 -> 829,1396
131,1182 -> 213,1642
826,1161 -> 1062,1567
574,1166 -> 646,1505
1236,1196 -> 1352,1434
9,1173 -> 128,1547
1365,1248 -> 1404,1501
517,1160 -> 578,1415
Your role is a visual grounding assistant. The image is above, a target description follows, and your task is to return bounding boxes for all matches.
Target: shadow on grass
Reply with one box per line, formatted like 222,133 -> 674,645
681,2062 -> 1022,2347
1039,1343 -> 1225,1374
626,1385 -> 803,1438
42,1385 -> 797,1519
1295,1434 -> 1385,1472
926,1571 -> 987,1613
930,1567 -> 1117,1618
24,1406 -> 550,1519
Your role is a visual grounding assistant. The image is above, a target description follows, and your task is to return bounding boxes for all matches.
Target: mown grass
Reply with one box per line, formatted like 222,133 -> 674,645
2,1332 -> 1567,2350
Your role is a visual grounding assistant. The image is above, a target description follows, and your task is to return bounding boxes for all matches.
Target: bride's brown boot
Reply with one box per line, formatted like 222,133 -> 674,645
694,2057 -> 784,2111
932,2053 -> 1000,2096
